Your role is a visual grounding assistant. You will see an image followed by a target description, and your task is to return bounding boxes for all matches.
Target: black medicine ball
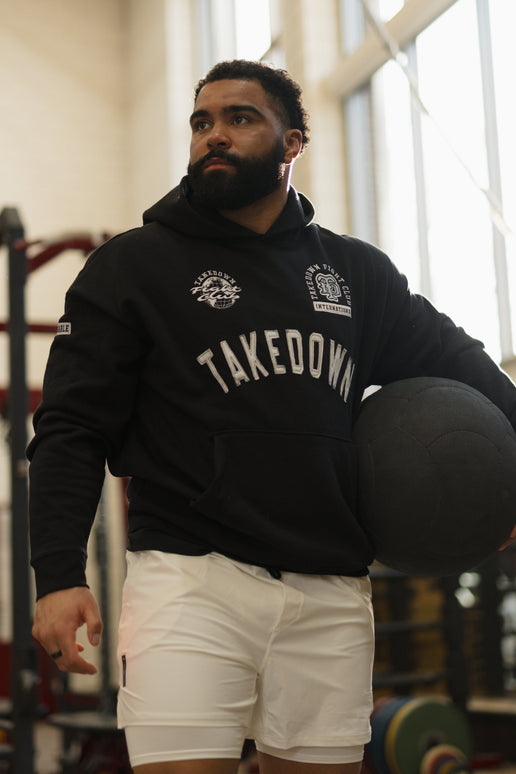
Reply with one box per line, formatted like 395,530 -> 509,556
353,377 -> 516,576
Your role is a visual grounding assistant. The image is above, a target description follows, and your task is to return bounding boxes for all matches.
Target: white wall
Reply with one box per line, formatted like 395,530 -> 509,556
0,0 -> 197,380
278,0 -> 350,234
0,0 -> 129,237
0,0 -> 129,388
125,0 -> 196,225
126,0 -> 171,224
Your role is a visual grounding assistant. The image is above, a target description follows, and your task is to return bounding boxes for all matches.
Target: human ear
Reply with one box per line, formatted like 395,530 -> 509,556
283,129 -> 303,163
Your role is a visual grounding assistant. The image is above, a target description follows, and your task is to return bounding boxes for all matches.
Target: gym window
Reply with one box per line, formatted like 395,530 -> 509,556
341,0 -> 515,364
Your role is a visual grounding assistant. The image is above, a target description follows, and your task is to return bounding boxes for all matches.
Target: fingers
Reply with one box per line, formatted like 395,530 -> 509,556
86,602 -> 103,648
32,587 -> 103,675
51,642 -> 97,675
55,636 -> 99,675
44,634 -> 98,674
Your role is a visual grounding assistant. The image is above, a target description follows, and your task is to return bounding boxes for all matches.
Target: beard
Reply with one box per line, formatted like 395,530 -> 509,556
187,139 -> 286,210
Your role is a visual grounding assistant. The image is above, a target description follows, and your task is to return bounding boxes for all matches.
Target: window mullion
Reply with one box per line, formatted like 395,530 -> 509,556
476,0 -> 513,358
341,0 -> 378,242
407,41 -> 432,299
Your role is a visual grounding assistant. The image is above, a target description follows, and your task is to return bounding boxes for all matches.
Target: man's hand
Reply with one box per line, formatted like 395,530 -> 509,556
499,524 -> 516,551
32,586 -> 103,674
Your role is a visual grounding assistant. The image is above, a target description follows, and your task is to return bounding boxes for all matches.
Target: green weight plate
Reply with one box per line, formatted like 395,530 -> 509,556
385,698 -> 472,774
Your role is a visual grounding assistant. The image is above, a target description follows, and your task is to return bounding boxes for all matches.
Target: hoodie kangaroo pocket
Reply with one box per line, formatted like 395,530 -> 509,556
190,431 -> 363,566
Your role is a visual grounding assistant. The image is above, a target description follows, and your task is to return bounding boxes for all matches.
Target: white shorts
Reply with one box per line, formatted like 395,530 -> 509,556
117,551 -> 374,768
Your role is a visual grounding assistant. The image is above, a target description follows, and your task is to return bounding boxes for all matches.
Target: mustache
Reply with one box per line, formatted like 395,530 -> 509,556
189,149 -> 241,175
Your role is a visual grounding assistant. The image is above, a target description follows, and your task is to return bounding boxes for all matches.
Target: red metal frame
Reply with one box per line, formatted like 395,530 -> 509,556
0,232 -> 110,337
15,233 -> 110,274
0,231 -> 112,724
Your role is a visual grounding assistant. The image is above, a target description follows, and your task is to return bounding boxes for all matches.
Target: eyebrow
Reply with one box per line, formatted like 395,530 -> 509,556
189,104 -> 265,127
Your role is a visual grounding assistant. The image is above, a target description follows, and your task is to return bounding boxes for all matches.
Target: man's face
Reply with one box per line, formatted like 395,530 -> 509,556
187,79 -> 288,210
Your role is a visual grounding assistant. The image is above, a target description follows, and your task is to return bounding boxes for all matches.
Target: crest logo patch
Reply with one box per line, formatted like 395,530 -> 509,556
191,270 -> 241,310
305,264 -> 352,317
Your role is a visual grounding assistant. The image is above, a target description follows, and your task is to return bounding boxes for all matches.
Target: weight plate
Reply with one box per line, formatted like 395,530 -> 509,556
446,765 -> 470,774
420,745 -> 467,774
364,697 -> 396,773
436,758 -> 467,774
368,697 -> 412,774
385,699 -> 472,774
371,696 -> 398,721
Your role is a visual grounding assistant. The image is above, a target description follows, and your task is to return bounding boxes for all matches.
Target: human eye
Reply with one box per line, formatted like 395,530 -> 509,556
233,114 -> 251,125
192,118 -> 210,132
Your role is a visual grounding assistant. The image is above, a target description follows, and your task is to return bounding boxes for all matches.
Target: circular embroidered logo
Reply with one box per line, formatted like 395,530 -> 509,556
191,271 -> 241,310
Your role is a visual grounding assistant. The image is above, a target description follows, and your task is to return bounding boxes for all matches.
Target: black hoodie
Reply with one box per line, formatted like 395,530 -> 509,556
28,180 -> 516,598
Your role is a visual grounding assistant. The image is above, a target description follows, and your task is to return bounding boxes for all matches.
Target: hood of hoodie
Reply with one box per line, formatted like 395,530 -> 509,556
142,176 -> 315,242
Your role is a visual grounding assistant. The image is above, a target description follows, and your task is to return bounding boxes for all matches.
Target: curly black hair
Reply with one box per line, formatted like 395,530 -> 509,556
194,60 -> 310,152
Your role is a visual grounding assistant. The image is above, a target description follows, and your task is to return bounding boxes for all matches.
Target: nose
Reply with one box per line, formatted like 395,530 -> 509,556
207,122 -> 231,149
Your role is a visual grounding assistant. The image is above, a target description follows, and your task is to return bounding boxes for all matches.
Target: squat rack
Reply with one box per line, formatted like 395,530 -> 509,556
0,207 -> 108,774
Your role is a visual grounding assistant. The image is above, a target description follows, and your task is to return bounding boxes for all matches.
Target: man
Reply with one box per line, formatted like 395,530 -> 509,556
30,60 -> 516,774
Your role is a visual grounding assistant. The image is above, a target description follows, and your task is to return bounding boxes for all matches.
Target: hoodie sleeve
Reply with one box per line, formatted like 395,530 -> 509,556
366,245 -> 516,431
27,241 -> 148,599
